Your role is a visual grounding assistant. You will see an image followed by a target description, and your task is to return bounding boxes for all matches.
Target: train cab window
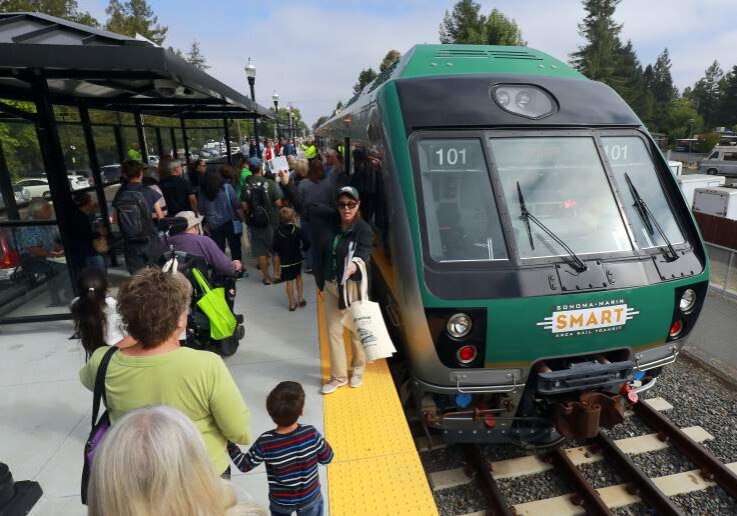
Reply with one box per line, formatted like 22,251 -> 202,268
601,136 -> 685,249
489,137 -> 631,260
417,139 -> 508,262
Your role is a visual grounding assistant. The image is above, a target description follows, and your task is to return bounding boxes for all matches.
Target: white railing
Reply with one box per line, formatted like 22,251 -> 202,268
706,242 -> 737,298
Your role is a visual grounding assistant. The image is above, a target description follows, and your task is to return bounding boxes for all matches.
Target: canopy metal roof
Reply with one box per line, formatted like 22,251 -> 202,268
0,12 -> 271,119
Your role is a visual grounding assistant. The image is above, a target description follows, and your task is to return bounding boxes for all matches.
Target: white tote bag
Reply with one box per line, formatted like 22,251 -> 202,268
341,258 -> 396,362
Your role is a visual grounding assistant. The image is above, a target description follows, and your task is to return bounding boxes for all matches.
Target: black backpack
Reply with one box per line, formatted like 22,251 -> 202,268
244,181 -> 270,228
113,187 -> 155,242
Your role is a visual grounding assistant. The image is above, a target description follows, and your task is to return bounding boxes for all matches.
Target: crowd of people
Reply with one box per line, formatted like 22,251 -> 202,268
69,138 -> 380,515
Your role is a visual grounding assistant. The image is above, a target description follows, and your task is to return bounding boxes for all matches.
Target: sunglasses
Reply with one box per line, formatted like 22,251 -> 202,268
337,201 -> 358,210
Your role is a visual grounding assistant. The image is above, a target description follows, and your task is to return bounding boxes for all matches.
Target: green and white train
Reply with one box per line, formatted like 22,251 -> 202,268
317,45 -> 708,444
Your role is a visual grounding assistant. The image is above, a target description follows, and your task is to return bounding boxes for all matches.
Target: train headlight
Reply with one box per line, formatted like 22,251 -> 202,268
491,84 -> 556,119
679,289 -> 697,314
447,313 -> 472,339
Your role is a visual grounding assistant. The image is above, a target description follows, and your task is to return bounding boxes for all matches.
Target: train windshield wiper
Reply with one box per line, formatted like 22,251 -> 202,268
516,181 -> 587,273
624,172 -> 678,262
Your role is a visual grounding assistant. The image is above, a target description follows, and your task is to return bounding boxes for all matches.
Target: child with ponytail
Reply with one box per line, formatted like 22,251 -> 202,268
70,268 -> 133,360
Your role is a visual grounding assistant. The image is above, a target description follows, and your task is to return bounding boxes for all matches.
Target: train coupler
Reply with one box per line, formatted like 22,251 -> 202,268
552,391 -> 625,439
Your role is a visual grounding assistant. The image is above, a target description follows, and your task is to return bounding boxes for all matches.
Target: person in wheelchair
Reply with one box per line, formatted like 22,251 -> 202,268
159,212 -> 245,356
166,211 -> 242,280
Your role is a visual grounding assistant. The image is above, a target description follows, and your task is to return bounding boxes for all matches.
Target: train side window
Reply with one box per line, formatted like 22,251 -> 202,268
416,139 -> 508,262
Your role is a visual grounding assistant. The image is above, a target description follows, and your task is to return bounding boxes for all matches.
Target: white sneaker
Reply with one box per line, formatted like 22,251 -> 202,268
321,378 -> 347,394
349,374 -> 363,388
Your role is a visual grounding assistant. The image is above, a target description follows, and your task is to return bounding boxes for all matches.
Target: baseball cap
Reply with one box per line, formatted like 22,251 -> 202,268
247,157 -> 262,168
337,186 -> 360,201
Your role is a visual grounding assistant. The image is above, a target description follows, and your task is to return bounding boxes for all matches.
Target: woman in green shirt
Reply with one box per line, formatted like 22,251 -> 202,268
79,268 -> 252,475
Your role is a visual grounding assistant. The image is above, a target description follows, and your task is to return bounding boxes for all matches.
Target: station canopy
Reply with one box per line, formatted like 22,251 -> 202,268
0,12 -> 271,119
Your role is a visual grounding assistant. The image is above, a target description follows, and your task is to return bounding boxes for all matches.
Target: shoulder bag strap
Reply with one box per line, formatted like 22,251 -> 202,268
224,184 -> 234,216
354,257 -> 368,302
91,346 -> 118,427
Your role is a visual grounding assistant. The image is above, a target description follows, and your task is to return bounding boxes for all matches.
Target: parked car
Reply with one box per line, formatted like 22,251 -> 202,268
147,155 -> 160,167
699,145 -> 737,176
68,173 -> 90,190
98,164 -> 122,184
14,178 -> 51,199
0,185 -> 32,211
14,174 -> 89,200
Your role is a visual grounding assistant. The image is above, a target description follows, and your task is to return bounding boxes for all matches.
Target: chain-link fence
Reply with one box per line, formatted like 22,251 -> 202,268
706,242 -> 737,297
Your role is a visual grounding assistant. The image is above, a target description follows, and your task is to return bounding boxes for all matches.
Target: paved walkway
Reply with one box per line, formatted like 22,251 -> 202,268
0,269 -> 324,515
684,290 -> 737,384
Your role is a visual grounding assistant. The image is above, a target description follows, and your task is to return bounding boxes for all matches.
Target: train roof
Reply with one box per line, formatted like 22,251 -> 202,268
318,44 -> 640,134
398,44 -> 585,80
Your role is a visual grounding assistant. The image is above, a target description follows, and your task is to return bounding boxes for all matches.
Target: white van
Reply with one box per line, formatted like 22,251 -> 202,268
699,145 -> 737,176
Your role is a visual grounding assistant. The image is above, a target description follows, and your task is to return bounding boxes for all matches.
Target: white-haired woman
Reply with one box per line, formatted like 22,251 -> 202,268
88,405 -> 267,516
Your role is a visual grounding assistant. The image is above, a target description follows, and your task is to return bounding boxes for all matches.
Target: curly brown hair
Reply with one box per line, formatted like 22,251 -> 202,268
117,268 -> 192,349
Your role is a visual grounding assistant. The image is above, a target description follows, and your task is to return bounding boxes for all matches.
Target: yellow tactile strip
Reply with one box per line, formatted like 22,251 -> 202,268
318,295 -> 438,516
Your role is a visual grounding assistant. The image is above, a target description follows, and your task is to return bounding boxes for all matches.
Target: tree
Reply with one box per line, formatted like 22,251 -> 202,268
651,49 -> 677,105
691,61 -> 724,129
439,2 -> 524,46
439,0 -> 485,44
720,66 -> 737,127
1,0 -> 98,26
167,46 -> 184,58
352,68 -> 377,96
662,98 -> 702,140
380,50 -> 401,72
483,8 -> 525,46
570,0 -> 622,84
332,101 -> 344,117
105,0 -> 167,45
186,40 -> 209,70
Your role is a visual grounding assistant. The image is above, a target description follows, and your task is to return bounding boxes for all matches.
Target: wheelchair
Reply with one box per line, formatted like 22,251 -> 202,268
158,217 -> 245,357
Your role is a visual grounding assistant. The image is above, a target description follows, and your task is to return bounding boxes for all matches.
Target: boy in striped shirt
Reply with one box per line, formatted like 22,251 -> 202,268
228,381 -> 333,515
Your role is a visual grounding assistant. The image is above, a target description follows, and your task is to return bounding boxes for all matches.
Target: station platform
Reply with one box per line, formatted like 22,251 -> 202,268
0,267 -> 435,515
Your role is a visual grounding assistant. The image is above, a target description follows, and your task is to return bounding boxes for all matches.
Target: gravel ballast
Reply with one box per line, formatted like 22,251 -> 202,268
429,357 -> 737,515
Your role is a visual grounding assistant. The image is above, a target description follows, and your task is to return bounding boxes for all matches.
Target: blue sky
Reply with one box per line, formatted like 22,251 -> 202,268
78,0 -> 737,126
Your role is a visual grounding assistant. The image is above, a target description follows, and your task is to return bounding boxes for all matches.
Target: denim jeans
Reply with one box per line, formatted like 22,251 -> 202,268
270,492 -> 323,516
85,254 -> 106,273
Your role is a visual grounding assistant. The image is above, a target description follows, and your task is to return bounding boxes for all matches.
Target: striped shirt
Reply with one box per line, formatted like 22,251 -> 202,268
227,424 -> 333,508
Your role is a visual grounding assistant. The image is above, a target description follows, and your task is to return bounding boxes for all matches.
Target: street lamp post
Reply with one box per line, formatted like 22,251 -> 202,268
688,118 -> 695,140
272,91 -> 280,141
287,104 -> 294,143
245,57 -> 261,158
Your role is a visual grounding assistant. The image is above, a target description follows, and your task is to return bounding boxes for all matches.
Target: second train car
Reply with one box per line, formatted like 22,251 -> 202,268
316,44 -> 709,445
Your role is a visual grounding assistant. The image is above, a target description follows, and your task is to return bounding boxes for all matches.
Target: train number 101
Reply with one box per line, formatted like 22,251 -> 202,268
604,144 -> 629,162
435,147 -> 467,166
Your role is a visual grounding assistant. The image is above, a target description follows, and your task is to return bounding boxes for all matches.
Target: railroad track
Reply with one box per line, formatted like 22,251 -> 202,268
423,397 -> 737,515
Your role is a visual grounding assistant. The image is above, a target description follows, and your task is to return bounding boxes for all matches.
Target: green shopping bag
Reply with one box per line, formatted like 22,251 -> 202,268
191,268 -> 237,340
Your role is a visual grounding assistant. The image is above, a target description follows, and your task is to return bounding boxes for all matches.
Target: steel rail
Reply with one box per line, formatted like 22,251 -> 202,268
634,400 -> 737,500
547,446 -> 612,515
460,444 -> 513,516
593,432 -> 684,515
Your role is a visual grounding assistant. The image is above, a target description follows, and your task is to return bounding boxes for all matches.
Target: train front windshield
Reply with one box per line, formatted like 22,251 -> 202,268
415,134 -> 685,264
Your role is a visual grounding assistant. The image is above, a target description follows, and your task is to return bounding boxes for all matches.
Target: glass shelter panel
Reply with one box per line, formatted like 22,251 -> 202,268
601,136 -> 685,249
489,137 -> 632,259
416,139 -> 508,262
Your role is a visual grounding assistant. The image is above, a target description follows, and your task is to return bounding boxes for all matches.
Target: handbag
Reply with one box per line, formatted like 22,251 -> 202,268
192,267 -> 237,340
341,258 -> 396,362
224,185 -> 243,235
81,346 -> 118,505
